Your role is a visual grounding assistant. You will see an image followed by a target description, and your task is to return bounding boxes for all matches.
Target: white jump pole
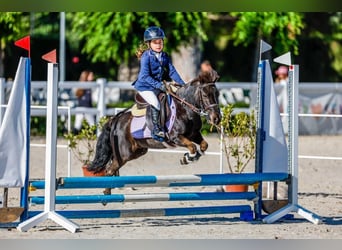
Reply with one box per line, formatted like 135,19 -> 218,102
263,54 -> 321,224
17,60 -> 80,233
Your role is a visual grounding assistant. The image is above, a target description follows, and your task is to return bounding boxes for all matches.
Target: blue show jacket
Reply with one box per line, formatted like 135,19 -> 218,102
134,49 -> 185,92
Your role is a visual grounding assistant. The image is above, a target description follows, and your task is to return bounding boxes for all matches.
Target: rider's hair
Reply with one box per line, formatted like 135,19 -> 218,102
135,42 -> 149,60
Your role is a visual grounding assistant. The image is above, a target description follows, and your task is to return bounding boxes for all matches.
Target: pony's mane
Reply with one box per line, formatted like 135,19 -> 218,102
189,69 -> 220,86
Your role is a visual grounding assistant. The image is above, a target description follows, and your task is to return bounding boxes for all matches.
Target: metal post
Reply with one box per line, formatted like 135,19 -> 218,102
67,106 -> 71,177
96,78 -> 106,128
219,125 -> 224,174
254,60 -> 266,220
0,78 -> 6,124
59,12 -> 65,83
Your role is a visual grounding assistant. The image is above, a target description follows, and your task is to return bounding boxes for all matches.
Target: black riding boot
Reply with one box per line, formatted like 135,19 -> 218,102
151,106 -> 165,140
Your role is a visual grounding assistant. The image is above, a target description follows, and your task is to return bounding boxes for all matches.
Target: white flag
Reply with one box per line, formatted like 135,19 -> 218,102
274,52 -> 292,66
262,60 -> 288,173
260,40 -> 272,54
0,57 -> 30,187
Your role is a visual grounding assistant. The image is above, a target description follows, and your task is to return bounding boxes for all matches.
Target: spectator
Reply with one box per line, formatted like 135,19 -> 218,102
200,60 -> 213,73
275,65 -> 288,85
274,65 -> 289,134
73,70 -> 95,133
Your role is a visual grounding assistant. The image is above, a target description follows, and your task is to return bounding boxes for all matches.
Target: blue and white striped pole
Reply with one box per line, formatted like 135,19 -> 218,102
28,205 -> 253,220
30,173 -> 289,190
30,192 -> 258,205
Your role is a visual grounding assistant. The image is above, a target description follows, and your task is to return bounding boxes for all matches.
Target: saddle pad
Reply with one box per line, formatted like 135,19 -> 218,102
130,98 -> 176,139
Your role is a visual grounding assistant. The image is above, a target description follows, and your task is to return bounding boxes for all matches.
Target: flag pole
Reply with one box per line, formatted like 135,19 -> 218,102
254,40 -> 272,219
17,51 -> 80,233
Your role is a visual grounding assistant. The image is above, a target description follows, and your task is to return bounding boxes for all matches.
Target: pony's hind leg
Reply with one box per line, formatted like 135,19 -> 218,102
103,160 -> 121,196
102,146 -> 147,195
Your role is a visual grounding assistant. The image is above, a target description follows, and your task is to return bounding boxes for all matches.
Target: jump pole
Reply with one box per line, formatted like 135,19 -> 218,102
262,53 -> 321,224
17,51 -> 80,233
30,172 -> 288,189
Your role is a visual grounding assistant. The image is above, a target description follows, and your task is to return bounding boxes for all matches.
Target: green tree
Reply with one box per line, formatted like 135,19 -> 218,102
69,12 -> 208,65
203,12 -> 341,81
229,12 -> 304,55
0,12 -> 30,76
223,12 -> 304,81
55,12 -> 342,81
298,12 -> 341,81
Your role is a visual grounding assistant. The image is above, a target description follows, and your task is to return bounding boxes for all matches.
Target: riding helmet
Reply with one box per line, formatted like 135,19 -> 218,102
144,26 -> 165,42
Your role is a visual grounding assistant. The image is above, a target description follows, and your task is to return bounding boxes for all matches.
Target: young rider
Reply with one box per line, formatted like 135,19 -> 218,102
134,26 -> 185,141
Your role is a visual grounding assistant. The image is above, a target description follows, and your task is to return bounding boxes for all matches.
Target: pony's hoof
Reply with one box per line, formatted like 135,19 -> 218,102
198,150 -> 205,156
193,151 -> 202,160
180,155 -> 189,165
180,151 -> 202,164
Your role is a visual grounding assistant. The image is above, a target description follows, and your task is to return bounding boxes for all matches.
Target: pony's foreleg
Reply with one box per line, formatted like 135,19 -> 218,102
190,132 -> 208,155
199,139 -> 208,154
178,135 -> 202,165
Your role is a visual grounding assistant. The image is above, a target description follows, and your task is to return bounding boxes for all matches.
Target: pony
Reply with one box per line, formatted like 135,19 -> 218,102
87,69 -> 221,194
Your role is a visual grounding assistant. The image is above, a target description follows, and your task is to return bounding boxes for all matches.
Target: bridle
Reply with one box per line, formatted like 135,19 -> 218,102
167,82 -> 219,117
198,83 -> 220,115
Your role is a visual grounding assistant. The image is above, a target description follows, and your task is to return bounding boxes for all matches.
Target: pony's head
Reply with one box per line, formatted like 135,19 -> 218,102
193,69 -> 221,125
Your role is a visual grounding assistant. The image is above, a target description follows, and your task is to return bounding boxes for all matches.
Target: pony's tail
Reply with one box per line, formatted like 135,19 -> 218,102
87,108 -> 130,173
87,118 -> 113,173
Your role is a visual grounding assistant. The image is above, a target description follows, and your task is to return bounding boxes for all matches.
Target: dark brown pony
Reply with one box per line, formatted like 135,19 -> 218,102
88,69 -> 221,194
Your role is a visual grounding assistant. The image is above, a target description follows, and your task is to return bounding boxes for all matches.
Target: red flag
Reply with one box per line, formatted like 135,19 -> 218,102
15,36 -> 30,57
42,49 -> 57,64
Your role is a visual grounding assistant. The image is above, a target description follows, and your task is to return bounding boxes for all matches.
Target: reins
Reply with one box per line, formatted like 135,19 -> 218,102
166,82 -> 219,117
166,88 -> 205,115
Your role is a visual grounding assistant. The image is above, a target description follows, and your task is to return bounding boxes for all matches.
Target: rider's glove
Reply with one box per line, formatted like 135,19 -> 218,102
159,83 -> 167,92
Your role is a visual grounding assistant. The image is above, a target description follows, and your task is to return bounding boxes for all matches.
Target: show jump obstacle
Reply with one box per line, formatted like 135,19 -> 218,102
0,38 -> 321,233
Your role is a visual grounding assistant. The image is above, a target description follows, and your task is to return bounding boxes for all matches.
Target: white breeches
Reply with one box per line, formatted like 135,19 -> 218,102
138,90 -> 160,110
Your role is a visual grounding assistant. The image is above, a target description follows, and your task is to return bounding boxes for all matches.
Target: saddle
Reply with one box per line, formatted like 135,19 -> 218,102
130,92 -> 176,140
132,92 -> 172,128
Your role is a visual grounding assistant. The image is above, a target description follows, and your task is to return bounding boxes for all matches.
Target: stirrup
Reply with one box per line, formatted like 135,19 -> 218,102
153,125 -> 165,136
152,127 -> 165,141
152,133 -> 165,142
154,130 -> 165,137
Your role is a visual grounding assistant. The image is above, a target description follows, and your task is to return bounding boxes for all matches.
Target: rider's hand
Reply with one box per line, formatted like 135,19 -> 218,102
162,81 -> 173,92
159,83 -> 167,92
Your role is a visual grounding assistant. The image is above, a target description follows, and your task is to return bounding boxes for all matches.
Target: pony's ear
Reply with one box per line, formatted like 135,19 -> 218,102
211,69 -> 220,83
198,70 -> 214,83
